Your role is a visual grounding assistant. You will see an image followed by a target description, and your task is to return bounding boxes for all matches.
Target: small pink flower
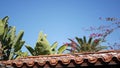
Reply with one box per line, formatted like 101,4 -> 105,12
90,33 -> 97,38
98,34 -> 103,37
94,39 -> 99,43
64,43 -> 69,46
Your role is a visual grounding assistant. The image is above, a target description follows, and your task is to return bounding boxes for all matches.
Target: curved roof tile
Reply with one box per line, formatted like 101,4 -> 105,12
1,50 -> 120,68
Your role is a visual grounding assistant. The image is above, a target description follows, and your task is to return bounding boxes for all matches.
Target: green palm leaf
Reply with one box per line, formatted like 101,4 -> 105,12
83,36 -> 86,43
68,38 -> 80,52
75,37 -> 83,46
88,37 -> 92,44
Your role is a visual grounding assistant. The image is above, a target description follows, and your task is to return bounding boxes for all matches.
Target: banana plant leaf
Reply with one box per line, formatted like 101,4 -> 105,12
58,45 -> 67,54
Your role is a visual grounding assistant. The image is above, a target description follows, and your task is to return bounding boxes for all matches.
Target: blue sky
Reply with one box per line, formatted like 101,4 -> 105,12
0,0 -> 120,52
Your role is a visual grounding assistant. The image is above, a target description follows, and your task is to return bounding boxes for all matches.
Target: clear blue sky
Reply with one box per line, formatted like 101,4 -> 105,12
0,0 -> 120,52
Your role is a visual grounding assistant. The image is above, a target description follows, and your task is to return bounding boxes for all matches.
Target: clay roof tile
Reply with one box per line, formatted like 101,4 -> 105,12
1,50 -> 120,68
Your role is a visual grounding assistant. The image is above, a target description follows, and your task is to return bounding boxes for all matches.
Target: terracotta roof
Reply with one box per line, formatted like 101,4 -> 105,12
1,50 -> 120,68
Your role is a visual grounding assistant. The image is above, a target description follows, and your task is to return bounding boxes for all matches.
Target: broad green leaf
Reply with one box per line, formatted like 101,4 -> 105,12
13,30 -> 24,47
51,42 -> 58,51
10,26 -> 16,41
2,16 -> 9,24
14,40 -> 25,52
58,45 -> 67,54
25,45 -> 35,56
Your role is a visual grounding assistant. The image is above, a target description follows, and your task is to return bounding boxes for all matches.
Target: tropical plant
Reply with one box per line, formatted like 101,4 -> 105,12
65,36 -> 107,53
0,16 -> 28,60
25,32 -> 67,56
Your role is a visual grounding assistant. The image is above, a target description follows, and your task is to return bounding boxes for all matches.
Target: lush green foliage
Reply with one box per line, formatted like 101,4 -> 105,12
0,16 -> 28,60
65,36 -> 107,53
0,16 -> 113,60
25,32 -> 67,56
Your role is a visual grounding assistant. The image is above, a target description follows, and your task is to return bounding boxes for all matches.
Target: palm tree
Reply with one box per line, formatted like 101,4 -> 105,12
25,32 -> 67,56
66,36 -> 107,53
